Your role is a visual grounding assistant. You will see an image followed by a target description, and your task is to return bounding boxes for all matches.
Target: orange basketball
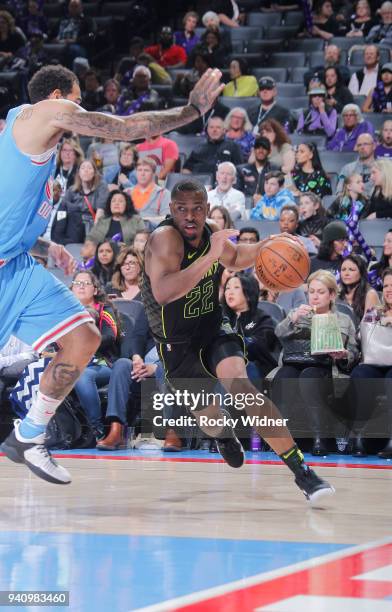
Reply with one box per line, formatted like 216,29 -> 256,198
255,235 -> 310,292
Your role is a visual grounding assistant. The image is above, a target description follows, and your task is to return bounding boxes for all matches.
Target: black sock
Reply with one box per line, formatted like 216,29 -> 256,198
280,444 -> 308,475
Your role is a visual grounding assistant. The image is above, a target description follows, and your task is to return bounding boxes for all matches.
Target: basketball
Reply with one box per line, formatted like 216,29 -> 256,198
255,235 -> 310,291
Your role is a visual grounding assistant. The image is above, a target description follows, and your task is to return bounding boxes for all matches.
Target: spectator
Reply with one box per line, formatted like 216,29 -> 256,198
279,204 -> 318,255
338,253 -> 380,324
71,270 -> 119,440
52,160 -> 109,245
348,45 -> 381,96
310,0 -> 340,40
327,104 -> 375,152
105,246 -> 143,300
145,26 -> 186,68
54,138 -> 84,196
329,173 -> 371,220
296,83 -> 337,139
83,190 -> 145,258
274,269 -> 358,456
292,142 -> 332,198
310,220 -> 349,274
248,77 -> 294,134
223,273 -> 277,378
0,10 -> 25,58
116,65 -> 161,116
174,49 -> 211,98
362,62 -> 392,113
182,115 -> 243,176
196,29 -> 226,68
251,172 -> 296,221
87,139 -> 121,171
349,268 -> 392,458
376,119 -> 392,158
81,69 -> 105,112
129,157 -> 171,221
133,229 -> 150,253
90,240 -> 121,287
298,191 -> 329,249
336,132 -> 376,196
17,30 -> 48,78
115,36 -> 172,86
237,136 -> 279,198
101,79 -> 121,111
208,205 -> 234,229
223,57 -> 258,98
238,227 -> 259,243
368,229 -> 392,285
224,107 -> 255,161
53,0 -> 96,67
207,161 -> 246,220
174,11 -> 200,56
136,133 -> 179,181
368,159 -> 392,218
366,1 -> 392,48
212,0 -> 243,28
304,44 -> 351,88
345,0 -> 376,38
0,336 -> 36,399
258,119 -> 295,174
20,0 -> 47,39
201,11 -> 231,54
323,66 -> 354,113
104,144 -> 138,192
43,180 -> 63,241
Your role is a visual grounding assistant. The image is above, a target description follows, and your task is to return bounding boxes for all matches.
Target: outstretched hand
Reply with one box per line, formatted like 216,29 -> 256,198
188,68 -> 225,115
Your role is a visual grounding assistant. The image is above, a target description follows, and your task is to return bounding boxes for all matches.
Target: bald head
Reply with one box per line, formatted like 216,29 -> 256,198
355,133 -> 376,161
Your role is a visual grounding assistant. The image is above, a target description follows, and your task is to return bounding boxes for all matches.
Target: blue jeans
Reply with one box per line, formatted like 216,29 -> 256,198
74,364 -> 111,429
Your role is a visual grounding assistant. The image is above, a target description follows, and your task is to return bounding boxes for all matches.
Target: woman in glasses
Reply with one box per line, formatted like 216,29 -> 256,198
105,246 -> 143,301
71,271 -> 120,441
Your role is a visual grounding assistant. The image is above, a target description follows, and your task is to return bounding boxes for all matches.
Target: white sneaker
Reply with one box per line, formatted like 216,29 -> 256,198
1,420 -> 71,485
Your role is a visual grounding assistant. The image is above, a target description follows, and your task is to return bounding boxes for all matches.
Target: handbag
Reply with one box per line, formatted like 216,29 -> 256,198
360,321 -> 392,366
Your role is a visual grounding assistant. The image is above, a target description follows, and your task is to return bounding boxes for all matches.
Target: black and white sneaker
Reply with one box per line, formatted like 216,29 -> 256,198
1,420 -> 71,485
215,410 -> 245,469
295,465 -> 335,504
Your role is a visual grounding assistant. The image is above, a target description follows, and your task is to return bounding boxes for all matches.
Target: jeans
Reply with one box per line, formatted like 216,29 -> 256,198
74,364 -> 111,429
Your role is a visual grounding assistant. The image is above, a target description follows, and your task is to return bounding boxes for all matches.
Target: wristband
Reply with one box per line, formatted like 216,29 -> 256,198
189,102 -> 202,116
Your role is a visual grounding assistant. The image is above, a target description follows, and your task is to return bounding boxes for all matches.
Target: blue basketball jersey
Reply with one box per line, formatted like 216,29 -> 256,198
0,105 -> 56,259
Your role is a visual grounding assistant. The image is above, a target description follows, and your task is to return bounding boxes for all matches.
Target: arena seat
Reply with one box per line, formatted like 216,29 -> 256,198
269,52 -> 306,68
43,44 -> 67,65
247,39 -> 284,55
266,26 -> 298,40
220,96 -> 257,113
112,299 -> 144,321
230,27 -> 262,44
309,51 -> 347,67
101,2 -> 134,17
335,302 -> 356,326
320,151 -> 358,173
322,195 -> 336,210
288,39 -> 324,53
252,67 -> 288,83
276,82 -> 306,97
349,46 -> 390,66
363,113 -> 389,132
289,67 -> 308,83
281,11 -> 303,25
290,134 -> 327,149
247,12 -> 281,27
234,219 -> 280,239
360,220 -> 392,247
277,95 -> 308,109
258,301 -> 286,324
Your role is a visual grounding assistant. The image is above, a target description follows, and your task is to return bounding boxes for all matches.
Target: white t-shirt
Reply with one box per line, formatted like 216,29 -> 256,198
208,187 -> 246,220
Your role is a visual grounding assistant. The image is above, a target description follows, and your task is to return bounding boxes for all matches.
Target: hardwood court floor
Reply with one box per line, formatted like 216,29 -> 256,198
0,451 -> 391,611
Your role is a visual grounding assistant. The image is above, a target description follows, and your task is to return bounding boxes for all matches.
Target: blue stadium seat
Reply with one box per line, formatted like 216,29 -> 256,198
247,12 -> 281,27
269,52 -> 306,68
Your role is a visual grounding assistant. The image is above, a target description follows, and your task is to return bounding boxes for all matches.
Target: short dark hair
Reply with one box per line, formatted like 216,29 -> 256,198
280,204 -> 299,221
171,178 -> 207,201
254,136 -> 271,151
28,65 -> 78,104
104,190 -> 136,218
265,170 -> 285,187
223,272 -> 260,316
239,227 -> 260,241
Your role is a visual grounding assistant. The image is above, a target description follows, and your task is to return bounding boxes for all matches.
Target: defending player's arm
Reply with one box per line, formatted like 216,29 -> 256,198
146,227 -> 237,305
47,69 -> 224,141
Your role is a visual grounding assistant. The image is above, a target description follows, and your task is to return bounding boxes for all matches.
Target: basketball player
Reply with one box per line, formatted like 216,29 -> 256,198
141,179 -> 334,503
0,65 -> 224,485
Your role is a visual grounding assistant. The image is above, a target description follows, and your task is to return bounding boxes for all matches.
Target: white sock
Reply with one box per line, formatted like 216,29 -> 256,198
28,390 -> 62,427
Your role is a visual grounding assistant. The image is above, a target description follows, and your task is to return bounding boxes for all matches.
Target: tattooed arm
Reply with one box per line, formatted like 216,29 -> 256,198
46,68 -> 224,141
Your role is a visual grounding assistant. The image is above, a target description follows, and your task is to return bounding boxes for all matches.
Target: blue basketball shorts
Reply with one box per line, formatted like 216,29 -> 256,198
0,253 -> 92,352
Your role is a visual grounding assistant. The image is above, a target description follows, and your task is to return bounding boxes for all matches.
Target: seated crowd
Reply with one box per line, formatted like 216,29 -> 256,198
1,0 -> 392,458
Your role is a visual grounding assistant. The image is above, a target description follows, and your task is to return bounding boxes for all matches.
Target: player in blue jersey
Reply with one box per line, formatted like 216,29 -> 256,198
0,64 -> 224,485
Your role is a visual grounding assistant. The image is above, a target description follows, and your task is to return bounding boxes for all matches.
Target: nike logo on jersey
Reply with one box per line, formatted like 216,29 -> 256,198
187,252 -> 197,259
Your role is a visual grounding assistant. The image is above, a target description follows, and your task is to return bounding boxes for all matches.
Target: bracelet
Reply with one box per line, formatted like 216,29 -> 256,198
189,102 -> 202,116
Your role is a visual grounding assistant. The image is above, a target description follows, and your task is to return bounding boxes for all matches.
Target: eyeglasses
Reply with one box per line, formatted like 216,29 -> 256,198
343,113 -> 357,117
72,280 -> 94,287
121,261 -> 139,268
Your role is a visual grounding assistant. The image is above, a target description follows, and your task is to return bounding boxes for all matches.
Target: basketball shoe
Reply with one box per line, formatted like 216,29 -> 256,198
295,465 -> 335,503
1,420 -> 71,485
215,409 -> 245,468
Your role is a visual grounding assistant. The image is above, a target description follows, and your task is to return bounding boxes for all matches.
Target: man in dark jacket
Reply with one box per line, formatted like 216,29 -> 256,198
182,115 -> 243,177
236,136 -> 279,197
248,77 -> 294,133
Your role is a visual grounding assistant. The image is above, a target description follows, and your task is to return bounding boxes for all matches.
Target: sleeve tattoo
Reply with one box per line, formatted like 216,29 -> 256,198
30,237 -> 50,259
53,105 -> 199,141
